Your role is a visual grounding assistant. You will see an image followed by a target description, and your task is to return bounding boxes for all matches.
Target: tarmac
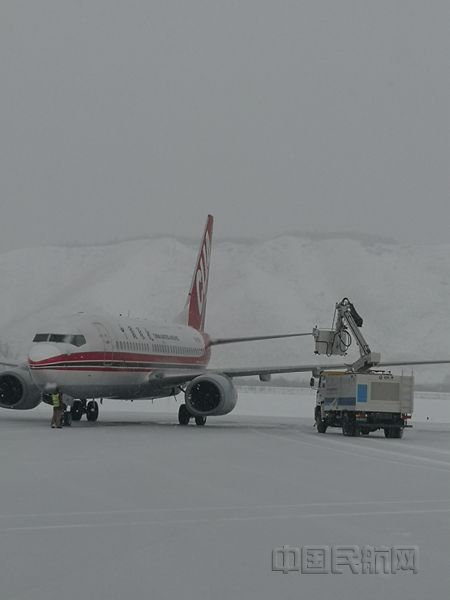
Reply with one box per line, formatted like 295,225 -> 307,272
0,389 -> 449,600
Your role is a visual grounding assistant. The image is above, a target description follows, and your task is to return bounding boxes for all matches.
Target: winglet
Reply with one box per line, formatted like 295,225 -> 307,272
176,215 -> 214,332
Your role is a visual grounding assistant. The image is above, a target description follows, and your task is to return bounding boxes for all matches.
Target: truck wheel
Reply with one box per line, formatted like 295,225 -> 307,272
391,427 -> 403,439
342,414 -> 356,437
317,420 -> 327,434
384,428 -> 391,438
342,420 -> 349,436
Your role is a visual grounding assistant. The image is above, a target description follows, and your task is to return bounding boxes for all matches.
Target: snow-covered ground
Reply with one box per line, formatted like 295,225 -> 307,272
0,388 -> 449,600
0,234 -> 449,387
63,385 -> 450,424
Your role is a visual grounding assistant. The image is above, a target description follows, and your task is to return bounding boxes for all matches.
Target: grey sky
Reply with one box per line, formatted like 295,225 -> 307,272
1,0 -> 448,252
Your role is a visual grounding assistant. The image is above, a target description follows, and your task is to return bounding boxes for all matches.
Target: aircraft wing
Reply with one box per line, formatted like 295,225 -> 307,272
220,358 -> 450,379
148,358 -> 450,387
0,359 -> 21,368
147,362 -> 348,387
208,332 -> 312,346
377,359 -> 450,368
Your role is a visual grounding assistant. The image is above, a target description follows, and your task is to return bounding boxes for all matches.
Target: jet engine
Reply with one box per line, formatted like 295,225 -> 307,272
185,374 -> 237,416
0,369 -> 42,410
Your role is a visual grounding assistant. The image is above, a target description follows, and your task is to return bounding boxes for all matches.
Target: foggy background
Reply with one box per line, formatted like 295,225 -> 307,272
0,0 -> 448,252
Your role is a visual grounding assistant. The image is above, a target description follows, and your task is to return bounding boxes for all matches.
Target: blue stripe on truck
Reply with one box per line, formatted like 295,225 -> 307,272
357,384 -> 368,403
338,397 -> 356,406
324,397 -> 356,406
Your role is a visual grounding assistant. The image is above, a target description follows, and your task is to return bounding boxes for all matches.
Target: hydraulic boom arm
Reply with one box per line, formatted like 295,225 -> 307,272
313,298 -> 380,372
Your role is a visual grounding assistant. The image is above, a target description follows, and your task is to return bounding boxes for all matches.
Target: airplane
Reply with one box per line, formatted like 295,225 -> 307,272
1,214 -> 450,426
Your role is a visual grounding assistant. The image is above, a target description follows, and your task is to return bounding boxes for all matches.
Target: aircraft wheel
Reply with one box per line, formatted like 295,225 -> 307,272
86,400 -> 99,422
195,416 -> 207,427
178,404 -> 191,425
71,401 -> 83,421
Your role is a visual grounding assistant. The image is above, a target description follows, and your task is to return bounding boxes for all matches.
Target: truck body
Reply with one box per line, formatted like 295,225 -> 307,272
315,370 -> 413,438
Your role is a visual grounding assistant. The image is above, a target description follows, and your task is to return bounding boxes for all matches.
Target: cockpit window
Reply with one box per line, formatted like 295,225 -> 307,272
71,335 -> 86,347
49,334 -> 72,344
32,333 -> 86,347
33,334 -> 50,342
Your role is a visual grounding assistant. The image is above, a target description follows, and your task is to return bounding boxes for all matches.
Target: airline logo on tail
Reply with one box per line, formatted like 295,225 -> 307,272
186,215 -> 214,332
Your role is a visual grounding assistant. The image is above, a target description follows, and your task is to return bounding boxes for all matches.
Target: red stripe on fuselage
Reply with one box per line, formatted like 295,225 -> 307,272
29,350 -> 210,370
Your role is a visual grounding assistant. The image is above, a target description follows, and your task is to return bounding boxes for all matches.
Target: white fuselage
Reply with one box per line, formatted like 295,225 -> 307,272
28,314 -> 210,399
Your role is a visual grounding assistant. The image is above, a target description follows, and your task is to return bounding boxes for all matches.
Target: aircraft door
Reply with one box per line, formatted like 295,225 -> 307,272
93,322 -> 114,366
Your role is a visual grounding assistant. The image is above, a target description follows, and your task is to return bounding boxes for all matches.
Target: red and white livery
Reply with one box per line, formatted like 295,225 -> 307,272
2,214 -> 448,426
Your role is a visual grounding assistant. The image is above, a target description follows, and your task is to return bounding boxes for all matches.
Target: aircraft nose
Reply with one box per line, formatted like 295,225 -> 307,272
28,344 -> 62,364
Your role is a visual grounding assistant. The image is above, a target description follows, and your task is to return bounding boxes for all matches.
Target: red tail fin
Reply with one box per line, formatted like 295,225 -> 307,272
176,215 -> 213,332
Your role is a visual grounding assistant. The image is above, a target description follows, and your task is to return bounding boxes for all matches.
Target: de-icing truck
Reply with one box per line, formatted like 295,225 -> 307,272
312,298 -> 413,438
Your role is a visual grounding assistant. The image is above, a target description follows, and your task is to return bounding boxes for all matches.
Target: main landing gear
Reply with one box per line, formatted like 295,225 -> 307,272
178,404 -> 207,427
70,399 -> 100,423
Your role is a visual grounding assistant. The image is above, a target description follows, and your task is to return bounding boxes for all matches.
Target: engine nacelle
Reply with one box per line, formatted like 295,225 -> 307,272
0,369 -> 42,410
185,374 -> 237,416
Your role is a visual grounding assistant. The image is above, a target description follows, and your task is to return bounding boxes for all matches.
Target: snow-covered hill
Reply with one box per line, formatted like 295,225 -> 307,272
1,235 -> 449,386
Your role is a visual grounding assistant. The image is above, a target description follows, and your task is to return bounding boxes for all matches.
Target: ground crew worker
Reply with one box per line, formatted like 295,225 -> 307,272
51,388 -> 63,428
